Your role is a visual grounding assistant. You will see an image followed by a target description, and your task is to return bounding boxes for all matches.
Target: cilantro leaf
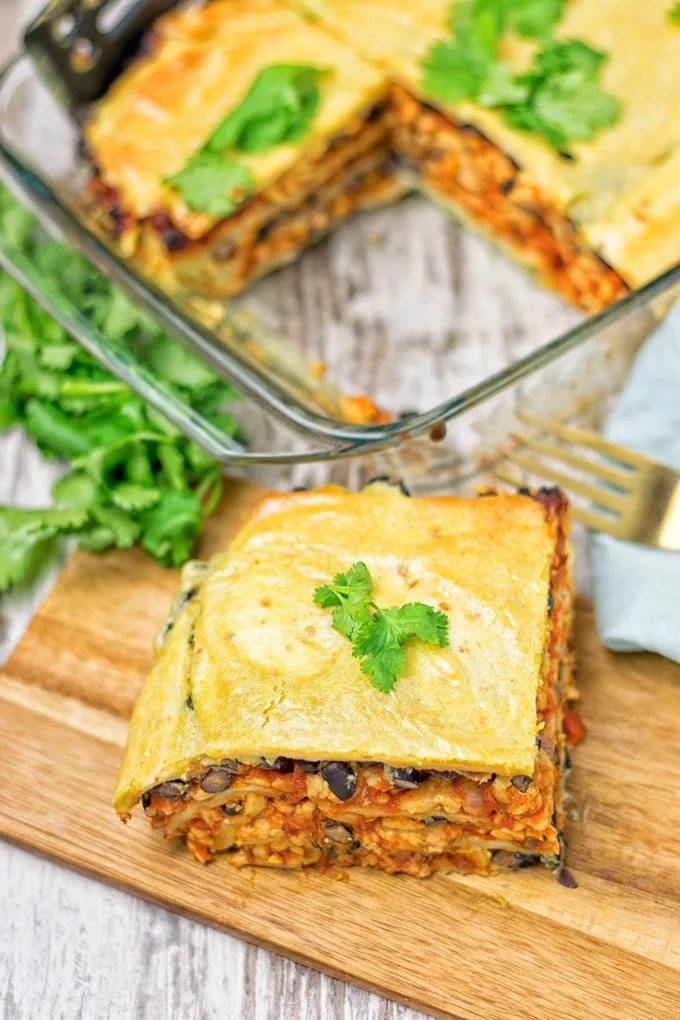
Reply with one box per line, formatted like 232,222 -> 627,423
140,490 -> 203,568
207,64 -> 328,154
385,603 -> 450,647
314,560 -> 373,639
109,483 -> 161,513
421,38 -> 489,104
507,0 -> 563,38
531,70 -> 620,146
478,62 -> 529,106
354,612 -> 408,694
168,154 -> 253,217
505,40 -> 620,148
314,562 -> 450,692
0,506 -> 88,593
670,3 -> 680,24
354,603 -> 449,693
421,2 -> 619,149
144,335 -> 220,390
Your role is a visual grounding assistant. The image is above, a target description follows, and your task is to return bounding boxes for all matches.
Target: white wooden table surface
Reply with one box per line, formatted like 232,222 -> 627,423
0,3 -> 580,1017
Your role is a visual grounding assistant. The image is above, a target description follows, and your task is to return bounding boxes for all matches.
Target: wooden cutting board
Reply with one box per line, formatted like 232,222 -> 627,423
1,478 -> 679,1020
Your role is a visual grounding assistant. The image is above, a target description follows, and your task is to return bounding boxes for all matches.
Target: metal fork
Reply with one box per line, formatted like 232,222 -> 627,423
496,412 -> 680,550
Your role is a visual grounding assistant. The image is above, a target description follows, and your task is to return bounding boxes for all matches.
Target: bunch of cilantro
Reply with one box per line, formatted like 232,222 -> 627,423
0,186 -> 239,594
314,562 -> 449,693
422,0 -> 620,151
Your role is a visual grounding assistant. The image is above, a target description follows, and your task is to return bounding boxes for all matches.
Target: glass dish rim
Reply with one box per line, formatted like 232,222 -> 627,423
2,51 -> 680,464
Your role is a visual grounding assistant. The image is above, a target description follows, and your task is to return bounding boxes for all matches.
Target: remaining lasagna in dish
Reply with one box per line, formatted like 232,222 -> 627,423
114,482 -> 578,878
296,0 -> 680,311
84,0 -> 680,312
84,0 -> 403,298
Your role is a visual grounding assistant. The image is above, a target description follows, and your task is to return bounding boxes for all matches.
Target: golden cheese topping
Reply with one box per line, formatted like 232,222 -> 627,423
114,486 -> 556,815
85,0 -> 387,238
299,0 -> 680,285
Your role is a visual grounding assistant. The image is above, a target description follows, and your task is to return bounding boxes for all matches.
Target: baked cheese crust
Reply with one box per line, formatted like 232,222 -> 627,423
115,485 -> 558,816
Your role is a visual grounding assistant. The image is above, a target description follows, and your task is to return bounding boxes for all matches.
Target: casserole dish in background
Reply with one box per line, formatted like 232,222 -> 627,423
1,38 -> 680,487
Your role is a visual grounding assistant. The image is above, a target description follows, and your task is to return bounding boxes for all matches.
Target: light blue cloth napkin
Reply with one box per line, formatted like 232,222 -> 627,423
591,300 -> 680,661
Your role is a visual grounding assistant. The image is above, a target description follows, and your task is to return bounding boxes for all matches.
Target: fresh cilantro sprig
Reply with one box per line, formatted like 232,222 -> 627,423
207,65 -> 329,154
314,561 -> 449,693
0,185 -> 240,593
168,64 -> 328,216
422,0 -> 620,150
168,156 -> 254,219
669,2 -> 680,24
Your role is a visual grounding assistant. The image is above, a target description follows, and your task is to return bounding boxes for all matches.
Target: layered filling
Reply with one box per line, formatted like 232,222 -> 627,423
87,53 -> 633,312
140,489 -> 575,878
88,98 -> 401,298
389,85 -> 630,313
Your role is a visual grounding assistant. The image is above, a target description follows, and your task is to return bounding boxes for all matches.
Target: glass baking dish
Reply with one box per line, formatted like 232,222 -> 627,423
1,50 -> 680,477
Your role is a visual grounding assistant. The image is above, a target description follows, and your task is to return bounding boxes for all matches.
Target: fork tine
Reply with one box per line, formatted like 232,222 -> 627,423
495,466 -> 627,537
505,450 -> 625,512
516,412 -> 649,469
568,504 -> 628,538
509,431 -> 633,489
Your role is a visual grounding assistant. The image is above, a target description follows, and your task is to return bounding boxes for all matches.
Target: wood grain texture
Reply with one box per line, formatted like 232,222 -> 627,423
2,478 -> 680,1020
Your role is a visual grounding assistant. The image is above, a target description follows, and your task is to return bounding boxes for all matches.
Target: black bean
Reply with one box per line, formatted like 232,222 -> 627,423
424,815 -> 447,826
547,590 -> 554,616
200,768 -> 234,794
364,101 -> 386,121
508,852 -> 540,869
323,820 -> 355,845
159,226 -> 189,252
255,757 -> 294,772
557,866 -> 578,888
141,792 -> 151,812
321,761 -> 357,801
511,775 -> 533,793
427,769 -> 459,779
147,780 -> 188,800
384,766 -> 423,789
500,176 -> 516,195
297,760 -> 320,773
256,219 -> 277,243
222,803 -> 243,816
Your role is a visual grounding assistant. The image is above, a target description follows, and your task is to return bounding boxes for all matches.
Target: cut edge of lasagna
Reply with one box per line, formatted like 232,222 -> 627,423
114,485 -> 580,880
82,0 -> 675,312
